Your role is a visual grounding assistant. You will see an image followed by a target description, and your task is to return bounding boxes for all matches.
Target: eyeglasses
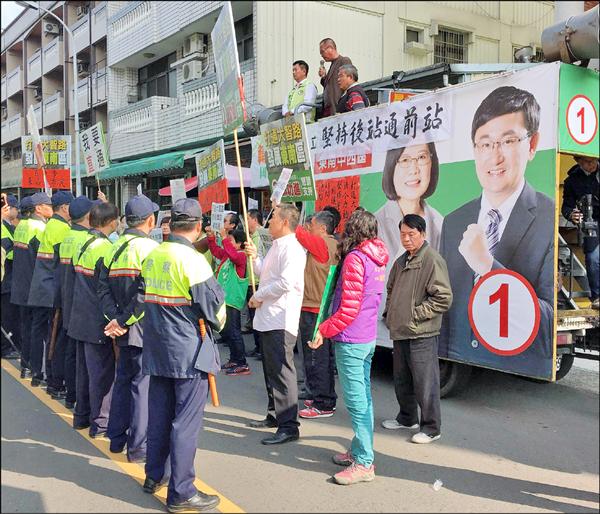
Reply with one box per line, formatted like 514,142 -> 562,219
473,134 -> 531,154
396,153 -> 432,169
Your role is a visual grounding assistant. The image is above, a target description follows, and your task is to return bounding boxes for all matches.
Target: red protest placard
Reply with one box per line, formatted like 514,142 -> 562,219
22,168 -> 71,190
315,175 -> 360,232
198,178 -> 229,213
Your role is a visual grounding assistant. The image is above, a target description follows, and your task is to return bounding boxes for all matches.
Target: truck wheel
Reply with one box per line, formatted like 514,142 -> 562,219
555,353 -> 575,381
439,360 -> 472,398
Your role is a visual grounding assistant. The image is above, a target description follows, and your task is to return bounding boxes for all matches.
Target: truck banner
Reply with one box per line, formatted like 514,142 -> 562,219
196,139 -> 228,212
308,62 -> 562,380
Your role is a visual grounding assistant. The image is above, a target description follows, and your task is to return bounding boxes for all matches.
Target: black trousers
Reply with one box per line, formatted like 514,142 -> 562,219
246,288 -> 260,352
19,305 -> 33,369
49,323 -> 68,390
221,306 -> 246,365
30,306 -> 51,379
393,337 -> 441,436
64,336 -> 77,403
1,292 -> 20,354
299,311 -> 337,410
259,329 -> 300,434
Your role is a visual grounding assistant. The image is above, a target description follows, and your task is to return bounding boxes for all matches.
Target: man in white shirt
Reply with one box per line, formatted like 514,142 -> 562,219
282,60 -> 318,123
439,85 -> 554,378
245,203 -> 306,445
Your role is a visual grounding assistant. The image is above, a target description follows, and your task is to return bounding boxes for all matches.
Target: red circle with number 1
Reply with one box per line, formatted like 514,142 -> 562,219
468,269 -> 541,356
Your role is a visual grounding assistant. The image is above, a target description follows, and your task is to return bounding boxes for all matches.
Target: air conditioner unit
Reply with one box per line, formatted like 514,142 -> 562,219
184,33 -> 207,57
76,5 -> 89,18
79,120 -> 91,130
33,87 -> 42,100
127,93 -> 138,104
77,62 -> 90,75
182,61 -> 204,82
404,41 -> 434,56
44,22 -> 60,35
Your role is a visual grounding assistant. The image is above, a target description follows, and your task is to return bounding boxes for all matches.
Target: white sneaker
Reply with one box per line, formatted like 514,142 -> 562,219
381,419 -> 419,430
411,432 -> 441,444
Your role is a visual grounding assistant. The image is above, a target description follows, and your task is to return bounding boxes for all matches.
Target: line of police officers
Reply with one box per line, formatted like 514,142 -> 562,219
1,191 -> 227,513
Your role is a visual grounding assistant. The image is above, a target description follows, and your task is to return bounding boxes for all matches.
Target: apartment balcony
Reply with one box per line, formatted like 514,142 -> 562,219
27,49 -> 42,85
91,68 -> 107,105
2,113 -> 24,144
0,158 -> 22,188
70,78 -> 91,116
6,67 -> 23,98
109,96 -> 178,159
1,76 -> 6,102
91,2 -> 108,43
42,38 -> 64,74
43,92 -> 64,127
71,15 -> 90,55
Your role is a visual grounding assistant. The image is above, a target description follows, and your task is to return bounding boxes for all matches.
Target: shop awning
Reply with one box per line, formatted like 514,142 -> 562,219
157,164 -> 258,196
97,147 -> 204,181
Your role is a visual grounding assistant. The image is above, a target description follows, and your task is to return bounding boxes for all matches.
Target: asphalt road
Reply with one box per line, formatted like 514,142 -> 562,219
2,337 -> 599,513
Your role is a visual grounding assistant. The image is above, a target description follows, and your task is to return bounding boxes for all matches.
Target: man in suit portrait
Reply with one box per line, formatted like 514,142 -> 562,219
439,85 -> 554,378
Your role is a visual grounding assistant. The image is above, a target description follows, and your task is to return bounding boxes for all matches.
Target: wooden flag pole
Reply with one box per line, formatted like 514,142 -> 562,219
233,129 -> 256,294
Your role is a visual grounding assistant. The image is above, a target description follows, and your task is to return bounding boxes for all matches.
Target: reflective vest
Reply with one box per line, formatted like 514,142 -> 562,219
58,225 -> 91,330
287,79 -> 316,123
29,215 -> 70,308
216,258 -> 249,311
1,220 -> 15,293
141,236 -> 226,378
69,232 -> 113,344
11,216 -> 46,306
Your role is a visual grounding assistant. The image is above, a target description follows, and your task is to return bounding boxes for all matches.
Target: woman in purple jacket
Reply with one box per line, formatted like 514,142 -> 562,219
311,209 -> 389,485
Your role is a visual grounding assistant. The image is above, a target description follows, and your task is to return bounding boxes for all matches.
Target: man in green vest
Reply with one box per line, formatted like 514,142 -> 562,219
1,194 -> 20,359
282,60 -> 318,123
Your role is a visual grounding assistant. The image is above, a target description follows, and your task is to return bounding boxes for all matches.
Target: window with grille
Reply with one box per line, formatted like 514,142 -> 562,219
235,15 -> 253,62
138,53 -> 177,100
434,28 -> 468,64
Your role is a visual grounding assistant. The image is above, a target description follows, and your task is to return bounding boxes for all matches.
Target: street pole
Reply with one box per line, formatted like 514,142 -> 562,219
17,1 -> 82,196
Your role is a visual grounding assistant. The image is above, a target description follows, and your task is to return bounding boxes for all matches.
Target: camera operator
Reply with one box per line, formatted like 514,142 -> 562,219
562,155 -> 599,309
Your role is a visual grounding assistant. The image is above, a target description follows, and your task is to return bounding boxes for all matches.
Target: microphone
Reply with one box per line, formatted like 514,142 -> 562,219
320,60 -> 325,67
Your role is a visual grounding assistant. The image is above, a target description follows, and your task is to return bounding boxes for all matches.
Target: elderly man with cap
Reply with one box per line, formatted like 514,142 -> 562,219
28,191 -> 74,390
98,194 -> 159,462
58,195 -> 101,411
1,194 -> 21,359
139,198 -> 225,513
10,192 -> 53,379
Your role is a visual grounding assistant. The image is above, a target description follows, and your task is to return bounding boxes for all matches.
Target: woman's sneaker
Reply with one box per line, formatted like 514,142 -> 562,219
411,432 -> 441,444
299,406 -> 334,419
332,451 -> 354,466
225,364 -> 251,376
333,463 -> 375,485
381,419 -> 419,430
220,361 -> 237,371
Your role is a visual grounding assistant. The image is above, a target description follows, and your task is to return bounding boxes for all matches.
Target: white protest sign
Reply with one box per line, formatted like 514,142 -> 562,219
80,121 -> 110,175
137,183 -> 142,195
270,167 -> 293,204
169,178 -> 187,203
248,197 -> 259,211
211,203 -> 225,231
26,104 -> 50,194
149,227 -> 163,243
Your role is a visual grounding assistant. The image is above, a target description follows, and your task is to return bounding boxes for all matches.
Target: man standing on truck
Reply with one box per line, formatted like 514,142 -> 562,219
561,155 -> 599,309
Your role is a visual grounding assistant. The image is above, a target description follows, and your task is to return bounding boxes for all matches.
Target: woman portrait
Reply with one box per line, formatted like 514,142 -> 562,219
374,141 -> 443,265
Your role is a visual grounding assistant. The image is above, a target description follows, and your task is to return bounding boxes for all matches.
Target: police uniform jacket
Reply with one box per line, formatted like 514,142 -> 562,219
68,229 -> 113,344
11,215 -> 46,306
140,234 -> 226,378
97,229 -> 158,348
1,219 -> 15,294
58,224 -> 91,330
28,214 -> 70,308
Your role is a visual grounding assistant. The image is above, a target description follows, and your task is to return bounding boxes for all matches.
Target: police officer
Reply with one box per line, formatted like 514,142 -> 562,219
28,191 -> 74,391
140,198 -> 225,513
1,194 -> 20,359
98,194 -> 159,462
68,202 -> 119,438
58,196 -> 98,410
11,192 -> 53,379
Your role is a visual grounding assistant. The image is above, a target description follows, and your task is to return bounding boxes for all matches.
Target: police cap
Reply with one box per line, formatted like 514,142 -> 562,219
125,194 -> 159,221
51,190 -> 75,207
171,198 -> 202,222
69,195 -> 99,220
19,196 -> 34,210
31,192 -> 52,206
6,194 -> 18,208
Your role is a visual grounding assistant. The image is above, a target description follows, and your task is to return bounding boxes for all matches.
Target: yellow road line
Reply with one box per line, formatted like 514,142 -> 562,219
1,359 -> 244,513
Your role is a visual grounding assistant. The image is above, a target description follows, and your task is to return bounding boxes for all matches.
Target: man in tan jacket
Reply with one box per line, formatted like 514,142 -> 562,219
383,214 -> 452,444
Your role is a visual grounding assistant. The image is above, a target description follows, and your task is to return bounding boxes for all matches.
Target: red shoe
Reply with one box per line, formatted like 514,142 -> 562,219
225,365 -> 251,376
299,406 -> 335,419
303,399 -> 314,408
220,361 -> 236,370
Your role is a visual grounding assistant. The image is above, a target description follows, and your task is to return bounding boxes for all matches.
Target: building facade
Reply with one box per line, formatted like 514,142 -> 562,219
3,1 -> 564,207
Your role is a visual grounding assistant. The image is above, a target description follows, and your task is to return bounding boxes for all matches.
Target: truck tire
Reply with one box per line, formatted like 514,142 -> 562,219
555,353 -> 575,381
439,360 -> 472,398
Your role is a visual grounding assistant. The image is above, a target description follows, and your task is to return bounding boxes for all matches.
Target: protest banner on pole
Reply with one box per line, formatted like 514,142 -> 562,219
137,183 -> 143,195
196,139 -> 228,212
270,167 -> 293,205
311,265 -> 339,341
80,121 -> 110,190
261,113 -> 317,202
169,178 -> 187,203
26,104 -> 51,194
248,197 -> 259,211
250,135 -> 269,187
21,134 -> 71,191
211,203 -> 225,231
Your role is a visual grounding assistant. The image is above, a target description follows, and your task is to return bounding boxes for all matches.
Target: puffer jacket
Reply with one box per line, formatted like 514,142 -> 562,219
319,238 -> 389,343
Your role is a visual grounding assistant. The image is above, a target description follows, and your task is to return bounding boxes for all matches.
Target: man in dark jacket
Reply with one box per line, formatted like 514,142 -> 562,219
336,64 -> 370,114
318,38 -> 352,117
1,194 -> 20,359
561,155 -> 599,308
383,214 -> 452,444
